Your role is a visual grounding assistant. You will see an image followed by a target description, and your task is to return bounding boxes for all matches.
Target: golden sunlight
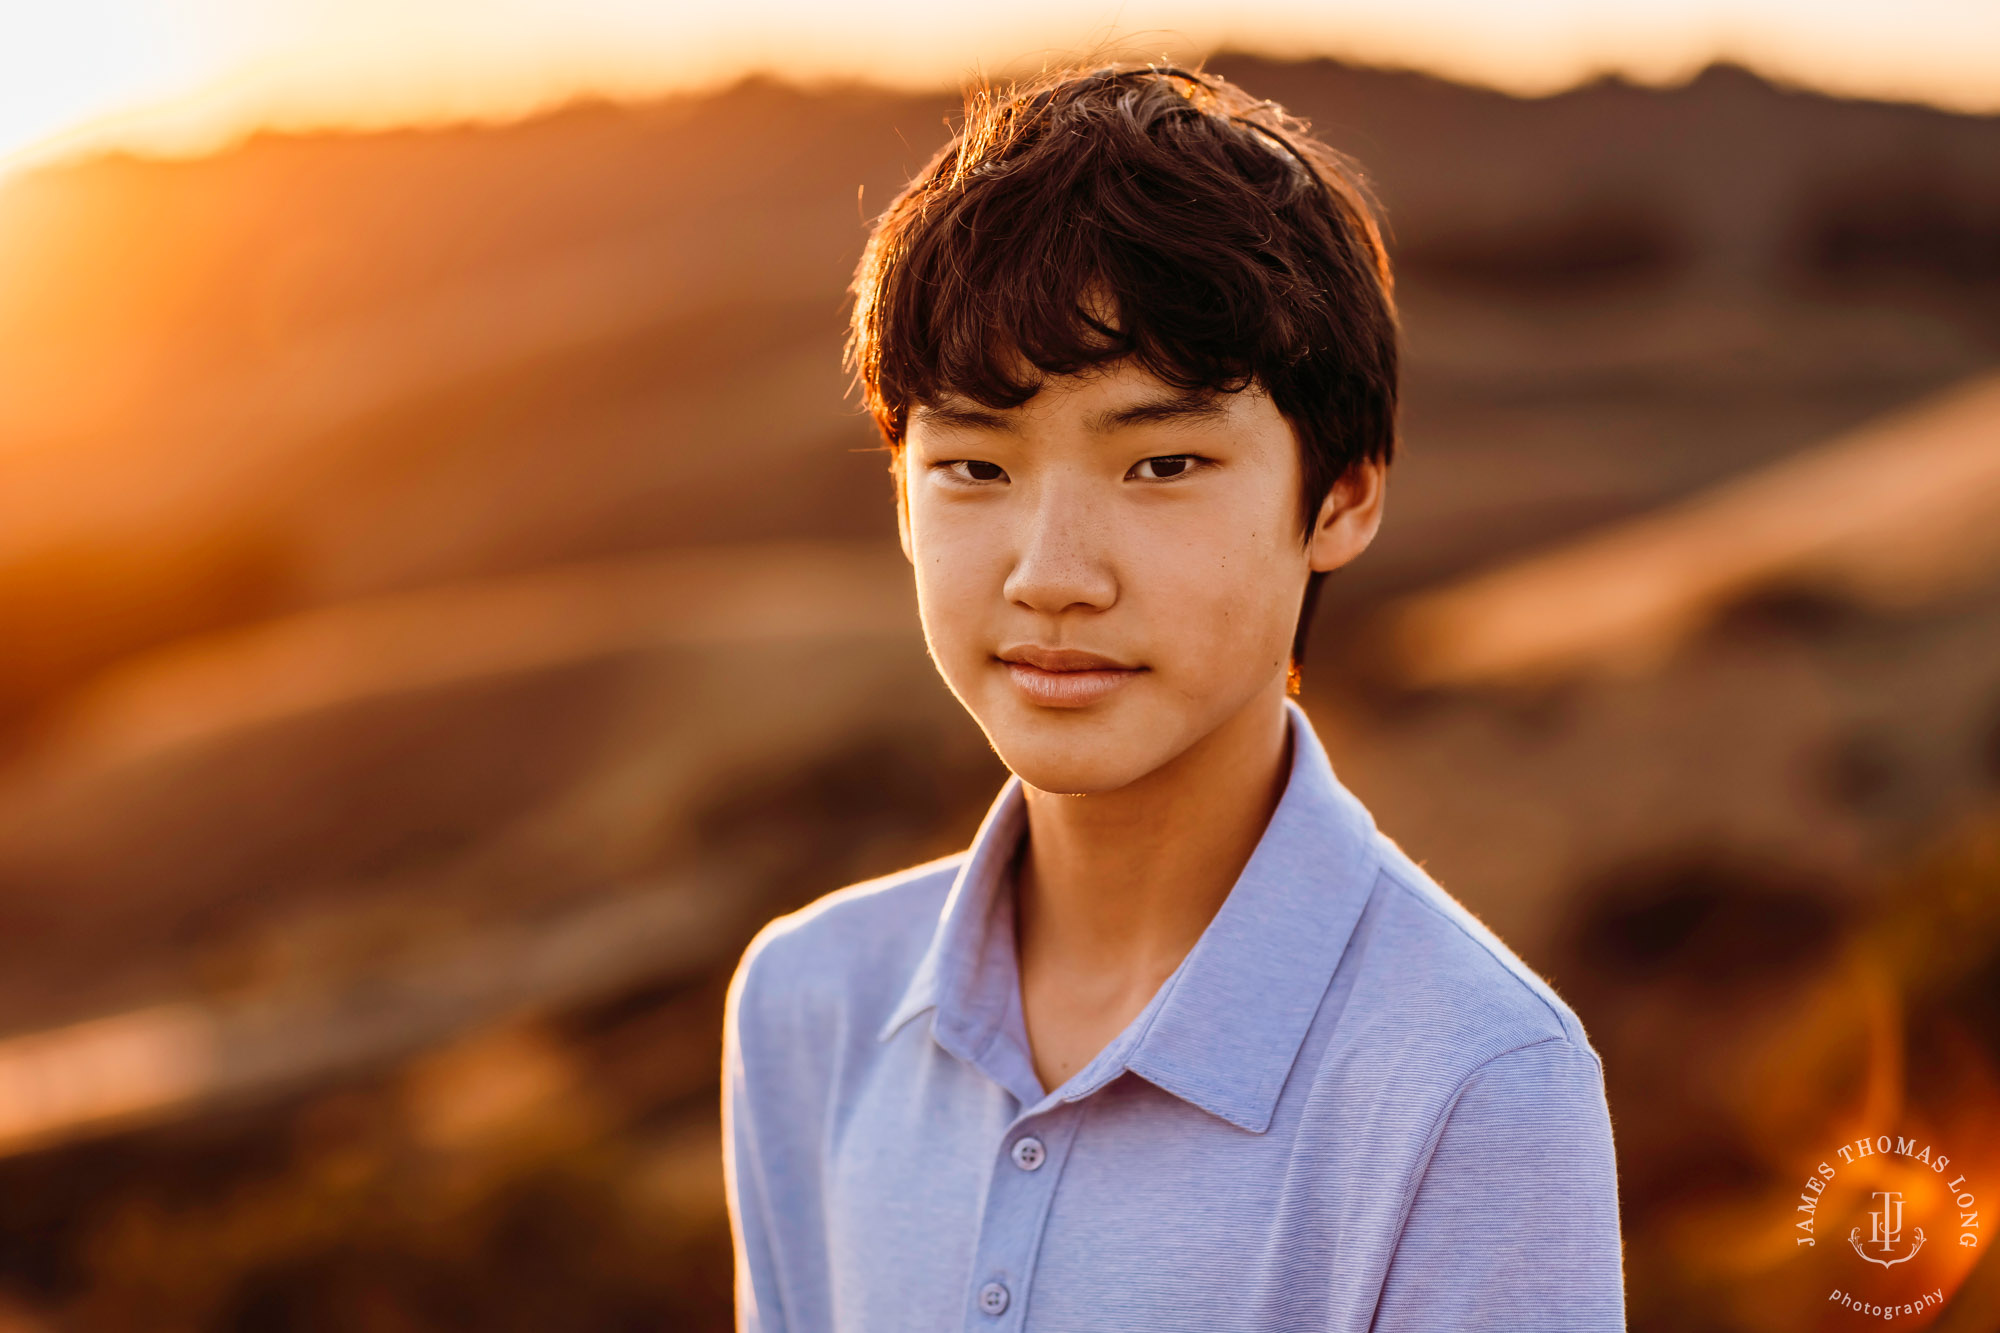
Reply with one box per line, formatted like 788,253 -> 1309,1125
3,0 -> 1997,175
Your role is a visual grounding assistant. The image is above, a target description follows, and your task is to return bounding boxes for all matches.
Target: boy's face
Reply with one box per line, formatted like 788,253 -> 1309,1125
899,359 -> 1384,795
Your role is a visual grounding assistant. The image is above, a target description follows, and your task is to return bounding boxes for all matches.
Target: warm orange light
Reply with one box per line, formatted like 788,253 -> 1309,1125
2,2 -> 1997,178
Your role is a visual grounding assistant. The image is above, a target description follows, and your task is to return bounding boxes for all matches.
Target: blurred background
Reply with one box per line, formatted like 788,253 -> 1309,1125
0,2 -> 1997,1330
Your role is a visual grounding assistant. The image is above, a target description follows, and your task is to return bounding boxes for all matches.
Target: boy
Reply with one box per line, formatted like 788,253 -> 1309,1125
722,65 -> 1625,1332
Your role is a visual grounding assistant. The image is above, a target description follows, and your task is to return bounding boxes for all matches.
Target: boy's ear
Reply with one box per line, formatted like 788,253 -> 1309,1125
1307,458 -> 1388,574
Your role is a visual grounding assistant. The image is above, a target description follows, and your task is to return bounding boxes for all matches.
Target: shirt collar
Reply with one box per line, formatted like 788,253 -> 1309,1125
877,697 -> 1381,1134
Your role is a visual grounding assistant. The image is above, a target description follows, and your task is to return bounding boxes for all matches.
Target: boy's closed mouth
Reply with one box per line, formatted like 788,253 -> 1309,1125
996,646 -> 1146,708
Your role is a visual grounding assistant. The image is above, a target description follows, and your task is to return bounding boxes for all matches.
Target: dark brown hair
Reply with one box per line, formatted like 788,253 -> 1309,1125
846,63 -> 1399,674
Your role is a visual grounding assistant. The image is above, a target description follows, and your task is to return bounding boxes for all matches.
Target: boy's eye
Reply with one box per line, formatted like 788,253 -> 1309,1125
944,459 -> 1006,483
1130,455 -> 1199,480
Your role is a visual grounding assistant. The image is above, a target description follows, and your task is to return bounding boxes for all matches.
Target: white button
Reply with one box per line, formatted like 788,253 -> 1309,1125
1010,1136 -> 1046,1171
978,1281 -> 1010,1315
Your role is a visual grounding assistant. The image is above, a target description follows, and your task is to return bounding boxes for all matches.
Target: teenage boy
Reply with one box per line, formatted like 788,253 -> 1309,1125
721,65 -> 1625,1332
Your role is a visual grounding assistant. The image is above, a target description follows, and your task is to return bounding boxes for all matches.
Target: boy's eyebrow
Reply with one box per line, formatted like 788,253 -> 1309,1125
909,401 -> 1018,434
909,388 -> 1230,436
1086,390 -> 1230,433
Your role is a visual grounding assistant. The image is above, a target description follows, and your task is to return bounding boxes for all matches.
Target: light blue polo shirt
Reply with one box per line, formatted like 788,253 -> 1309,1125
722,698 -> 1626,1332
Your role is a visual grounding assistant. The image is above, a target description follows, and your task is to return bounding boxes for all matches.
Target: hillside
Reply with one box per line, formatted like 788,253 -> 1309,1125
0,56 -> 1995,1333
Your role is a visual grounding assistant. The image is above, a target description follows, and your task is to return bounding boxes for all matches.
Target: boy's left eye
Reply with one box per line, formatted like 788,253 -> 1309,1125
1129,455 -> 1201,480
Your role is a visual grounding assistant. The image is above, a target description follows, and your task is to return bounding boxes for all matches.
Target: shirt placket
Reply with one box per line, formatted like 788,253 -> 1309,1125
960,1099 -> 1086,1332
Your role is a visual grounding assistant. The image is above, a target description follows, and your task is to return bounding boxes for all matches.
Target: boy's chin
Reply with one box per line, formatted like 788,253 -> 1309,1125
979,715 -> 1181,797
1001,751 -> 1154,797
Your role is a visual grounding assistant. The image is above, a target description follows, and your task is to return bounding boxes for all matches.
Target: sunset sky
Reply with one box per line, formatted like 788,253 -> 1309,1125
2,0 -> 1997,175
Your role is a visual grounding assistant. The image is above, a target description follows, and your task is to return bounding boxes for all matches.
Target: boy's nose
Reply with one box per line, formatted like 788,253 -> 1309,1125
1002,487 -> 1118,615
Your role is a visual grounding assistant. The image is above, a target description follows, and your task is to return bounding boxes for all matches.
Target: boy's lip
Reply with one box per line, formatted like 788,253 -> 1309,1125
995,646 -> 1145,709
996,645 -> 1141,672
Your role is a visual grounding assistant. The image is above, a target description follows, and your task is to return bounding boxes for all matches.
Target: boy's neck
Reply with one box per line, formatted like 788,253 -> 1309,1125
1011,681 -> 1294,1089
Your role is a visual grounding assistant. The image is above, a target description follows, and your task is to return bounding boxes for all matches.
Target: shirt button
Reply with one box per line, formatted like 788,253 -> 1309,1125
978,1281 -> 1010,1315
1010,1136 -> 1046,1171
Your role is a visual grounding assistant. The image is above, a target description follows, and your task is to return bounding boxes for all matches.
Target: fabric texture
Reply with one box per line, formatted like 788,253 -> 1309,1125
721,698 -> 1627,1332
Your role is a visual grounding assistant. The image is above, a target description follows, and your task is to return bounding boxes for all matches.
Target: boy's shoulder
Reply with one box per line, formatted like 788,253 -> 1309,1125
1344,830 -> 1601,1075
726,851 -> 965,1033
724,822 -> 1604,1089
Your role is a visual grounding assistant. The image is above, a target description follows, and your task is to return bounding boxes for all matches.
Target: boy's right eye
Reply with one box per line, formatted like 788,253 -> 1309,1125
939,459 -> 1008,483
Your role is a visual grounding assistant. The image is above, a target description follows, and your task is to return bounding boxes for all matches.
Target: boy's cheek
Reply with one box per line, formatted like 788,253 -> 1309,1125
1147,548 -> 1295,648
913,572 -> 997,689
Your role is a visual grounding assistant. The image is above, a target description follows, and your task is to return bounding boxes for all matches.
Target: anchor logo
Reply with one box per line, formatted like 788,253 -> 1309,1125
1849,1190 -> 1926,1268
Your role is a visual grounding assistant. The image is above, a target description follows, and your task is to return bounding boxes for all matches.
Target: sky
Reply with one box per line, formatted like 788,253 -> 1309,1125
2,0 -> 1997,175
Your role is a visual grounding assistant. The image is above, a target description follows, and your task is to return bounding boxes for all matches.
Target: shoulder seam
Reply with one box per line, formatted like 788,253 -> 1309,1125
1373,859 -> 1584,1050
1399,1033 -> 1584,1227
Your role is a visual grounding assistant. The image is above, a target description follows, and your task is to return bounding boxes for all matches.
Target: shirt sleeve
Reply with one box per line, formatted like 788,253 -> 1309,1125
1370,1036 -> 1627,1333
721,942 -> 789,1333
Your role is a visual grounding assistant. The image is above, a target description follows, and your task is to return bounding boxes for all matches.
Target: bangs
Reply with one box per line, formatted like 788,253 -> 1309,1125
851,66 -> 1376,427
892,142 -> 1298,411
